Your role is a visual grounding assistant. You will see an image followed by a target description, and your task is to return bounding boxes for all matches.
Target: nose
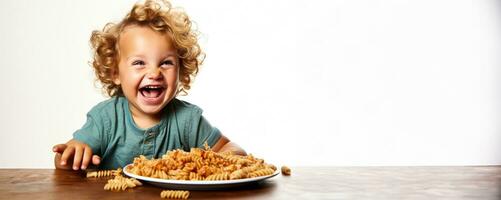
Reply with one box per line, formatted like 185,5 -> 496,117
147,66 -> 162,80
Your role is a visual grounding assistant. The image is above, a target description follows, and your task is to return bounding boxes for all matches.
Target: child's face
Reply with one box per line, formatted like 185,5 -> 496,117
114,25 -> 179,117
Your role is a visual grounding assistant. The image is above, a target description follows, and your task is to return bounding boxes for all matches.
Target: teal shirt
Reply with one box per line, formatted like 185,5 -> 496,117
73,96 -> 221,170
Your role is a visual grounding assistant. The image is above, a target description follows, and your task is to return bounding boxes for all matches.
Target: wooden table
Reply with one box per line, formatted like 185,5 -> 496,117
1,166 -> 500,199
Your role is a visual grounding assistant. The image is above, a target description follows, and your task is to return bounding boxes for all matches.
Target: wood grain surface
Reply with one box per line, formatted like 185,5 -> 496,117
1,166 -> 500,199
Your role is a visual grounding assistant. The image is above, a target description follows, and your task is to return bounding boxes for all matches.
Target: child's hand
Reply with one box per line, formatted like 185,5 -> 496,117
52,139 -> 101,170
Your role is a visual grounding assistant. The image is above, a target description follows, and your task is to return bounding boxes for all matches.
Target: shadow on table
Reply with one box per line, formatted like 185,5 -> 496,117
190,181 -> 278,199
52,169 -> 279,199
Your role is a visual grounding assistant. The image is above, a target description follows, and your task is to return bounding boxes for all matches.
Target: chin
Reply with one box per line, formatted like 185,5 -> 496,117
138,104 -> 167,115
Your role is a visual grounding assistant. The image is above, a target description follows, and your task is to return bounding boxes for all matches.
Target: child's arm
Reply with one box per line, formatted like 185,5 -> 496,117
212,135 -> 247,156
52,139 -> 101,170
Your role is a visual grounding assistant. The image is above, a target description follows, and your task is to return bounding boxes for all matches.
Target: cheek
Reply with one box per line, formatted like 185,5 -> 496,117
119,70 -> 142,90
165,69 -> 179,85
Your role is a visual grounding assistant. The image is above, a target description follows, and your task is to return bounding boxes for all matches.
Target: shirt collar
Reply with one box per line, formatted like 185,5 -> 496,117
123,97 -> 169,134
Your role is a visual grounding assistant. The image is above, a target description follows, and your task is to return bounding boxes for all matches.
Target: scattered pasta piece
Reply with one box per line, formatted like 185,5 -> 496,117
160,190 -> 190,199
103,174 -> 142,191
281,166 -> 291,176
87,168 -> 122,178
126,146 -> 277,181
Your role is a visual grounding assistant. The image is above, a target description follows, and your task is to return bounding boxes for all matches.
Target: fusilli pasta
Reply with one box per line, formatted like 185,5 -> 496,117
86,168 -> 122,178
126,145 -> 276,181
281,166 -> 291,176
160,190 -> 190,199
103,174 -> 142,191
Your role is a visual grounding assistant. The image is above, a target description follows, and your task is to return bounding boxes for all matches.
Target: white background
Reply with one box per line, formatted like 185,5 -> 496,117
0,0 -> 500,168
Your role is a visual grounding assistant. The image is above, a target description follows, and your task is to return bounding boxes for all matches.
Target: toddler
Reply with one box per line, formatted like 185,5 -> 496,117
52,0 -> 245,170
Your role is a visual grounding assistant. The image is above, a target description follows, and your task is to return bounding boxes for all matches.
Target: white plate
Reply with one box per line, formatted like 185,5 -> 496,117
123,164 -> 280,190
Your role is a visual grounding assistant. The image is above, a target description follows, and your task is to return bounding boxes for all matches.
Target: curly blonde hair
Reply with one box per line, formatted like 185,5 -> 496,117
90,0 -> 204,96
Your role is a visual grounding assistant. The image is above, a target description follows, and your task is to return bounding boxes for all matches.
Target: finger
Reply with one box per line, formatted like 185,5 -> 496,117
52,144 -> 67,153
92,155 -> 101,165
60,146 -> 75,166
73,146 -> 83,170
81,147 -> 92,170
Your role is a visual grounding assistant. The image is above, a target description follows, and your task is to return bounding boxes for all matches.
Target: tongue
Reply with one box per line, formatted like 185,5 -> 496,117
142,89 -> 162,98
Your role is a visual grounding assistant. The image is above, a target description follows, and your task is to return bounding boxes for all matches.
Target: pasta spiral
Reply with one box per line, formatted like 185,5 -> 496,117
86,168 -> 122,178
281,166 -> 291,176
248,168 -> 275,178
205,172 -> 230,181
160,190 -> 190,199
103,175 -> 142,191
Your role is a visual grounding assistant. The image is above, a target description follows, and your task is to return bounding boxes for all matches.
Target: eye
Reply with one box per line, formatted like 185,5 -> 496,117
161,60 -> 175,68
132,60 -> 145,66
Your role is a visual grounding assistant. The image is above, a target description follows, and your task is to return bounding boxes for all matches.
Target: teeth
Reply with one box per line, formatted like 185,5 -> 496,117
143,85 -> 162,89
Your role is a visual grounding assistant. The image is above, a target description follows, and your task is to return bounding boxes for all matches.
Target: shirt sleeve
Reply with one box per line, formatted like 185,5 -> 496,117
188,114 -> 222,149
72,114 -> 105,156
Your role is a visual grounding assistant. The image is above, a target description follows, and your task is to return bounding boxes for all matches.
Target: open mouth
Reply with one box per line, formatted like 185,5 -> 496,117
139,85 -> 165,98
